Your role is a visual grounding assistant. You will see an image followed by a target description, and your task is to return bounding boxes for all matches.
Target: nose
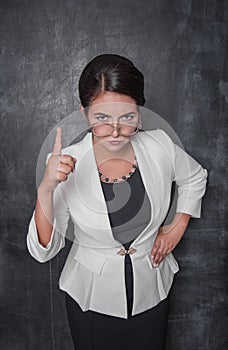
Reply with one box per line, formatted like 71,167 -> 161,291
112,128 -> 120,137
111,123 -> 120,137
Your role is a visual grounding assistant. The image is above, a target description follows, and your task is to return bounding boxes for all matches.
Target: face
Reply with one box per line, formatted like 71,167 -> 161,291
81,92 -> 141,153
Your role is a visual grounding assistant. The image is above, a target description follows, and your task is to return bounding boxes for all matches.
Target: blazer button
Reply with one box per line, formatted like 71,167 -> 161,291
117,248 -> 137,256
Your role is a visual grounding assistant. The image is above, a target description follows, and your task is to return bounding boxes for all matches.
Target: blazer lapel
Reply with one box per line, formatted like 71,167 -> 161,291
130,133 -> 163,243
74,132 -> 117,245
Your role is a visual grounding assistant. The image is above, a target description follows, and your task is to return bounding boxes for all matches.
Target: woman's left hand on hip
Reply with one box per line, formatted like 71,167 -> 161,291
150,213 -> 191,267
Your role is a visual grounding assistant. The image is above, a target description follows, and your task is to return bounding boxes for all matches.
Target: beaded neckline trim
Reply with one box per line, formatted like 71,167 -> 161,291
98,159 -> 138,184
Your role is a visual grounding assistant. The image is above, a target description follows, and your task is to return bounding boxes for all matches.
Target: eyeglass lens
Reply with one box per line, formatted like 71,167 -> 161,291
91,123 -> 138,136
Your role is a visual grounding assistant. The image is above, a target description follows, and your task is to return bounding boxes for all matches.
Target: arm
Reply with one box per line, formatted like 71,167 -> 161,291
151,132 -> 208,267
27,128 -> 76,262
34,184 -> 54,247
27,186 -> 70,263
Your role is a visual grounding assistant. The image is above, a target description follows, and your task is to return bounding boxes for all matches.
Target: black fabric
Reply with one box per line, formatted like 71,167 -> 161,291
100,167 -> 148,227
100,167 -> 151,244
65,291 -> 170,350
124,240 -> 134,317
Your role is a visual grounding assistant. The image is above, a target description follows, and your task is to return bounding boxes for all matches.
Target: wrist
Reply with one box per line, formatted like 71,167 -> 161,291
170,212 -> 190,230
38,181 -> 55,194
160,213 -> 191,235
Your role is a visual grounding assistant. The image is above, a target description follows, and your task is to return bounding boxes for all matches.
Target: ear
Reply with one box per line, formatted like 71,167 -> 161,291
138,115 -> 143,129
80,105 -> 87,119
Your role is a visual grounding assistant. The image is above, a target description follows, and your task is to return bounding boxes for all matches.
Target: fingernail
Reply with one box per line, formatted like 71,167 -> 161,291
153,263 -> 159,268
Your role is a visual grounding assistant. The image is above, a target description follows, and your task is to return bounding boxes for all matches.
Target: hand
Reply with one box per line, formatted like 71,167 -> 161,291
150,213 -> 191,267
40,127 -> 77,192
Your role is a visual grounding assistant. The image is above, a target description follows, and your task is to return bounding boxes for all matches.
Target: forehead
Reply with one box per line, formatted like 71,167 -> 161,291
87,102 -> 138,117
86,91 -> 138,117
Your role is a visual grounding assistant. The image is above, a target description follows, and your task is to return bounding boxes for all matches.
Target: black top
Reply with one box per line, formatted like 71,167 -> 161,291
100,167 -> 151,246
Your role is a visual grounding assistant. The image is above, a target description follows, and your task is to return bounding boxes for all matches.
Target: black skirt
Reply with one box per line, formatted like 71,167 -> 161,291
65,241 -> 170,350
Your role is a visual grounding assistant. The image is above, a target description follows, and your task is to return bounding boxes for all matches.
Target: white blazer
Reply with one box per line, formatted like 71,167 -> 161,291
27,129 -> 208,319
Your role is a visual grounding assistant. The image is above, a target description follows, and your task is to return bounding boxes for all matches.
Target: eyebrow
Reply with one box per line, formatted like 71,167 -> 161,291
92,112 -> 137,117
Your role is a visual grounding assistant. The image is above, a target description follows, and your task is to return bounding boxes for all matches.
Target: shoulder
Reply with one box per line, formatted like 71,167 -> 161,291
136,129 -> 175,152
61,132 -> 91,158
134,129 -> 176,163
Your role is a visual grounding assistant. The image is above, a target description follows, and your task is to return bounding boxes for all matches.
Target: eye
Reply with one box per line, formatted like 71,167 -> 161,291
120,114 -> 136,121
96,115 -> 108,121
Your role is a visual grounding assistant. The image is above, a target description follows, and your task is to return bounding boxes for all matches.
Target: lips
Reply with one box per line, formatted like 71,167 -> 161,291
108,140 -> 123,145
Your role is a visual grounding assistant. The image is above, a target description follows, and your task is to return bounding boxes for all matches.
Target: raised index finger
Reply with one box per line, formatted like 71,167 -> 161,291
52,127 -> 62,155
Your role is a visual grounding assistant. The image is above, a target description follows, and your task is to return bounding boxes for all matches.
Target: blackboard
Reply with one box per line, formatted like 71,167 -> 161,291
0,0 -> 227,349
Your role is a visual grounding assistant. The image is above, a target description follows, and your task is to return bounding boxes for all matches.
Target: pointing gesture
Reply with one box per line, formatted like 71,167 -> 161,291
52,127 -> 62,157
41,127 -> 77,192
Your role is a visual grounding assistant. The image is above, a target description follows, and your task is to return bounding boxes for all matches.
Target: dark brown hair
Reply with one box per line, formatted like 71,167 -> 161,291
78,54 -> 145,108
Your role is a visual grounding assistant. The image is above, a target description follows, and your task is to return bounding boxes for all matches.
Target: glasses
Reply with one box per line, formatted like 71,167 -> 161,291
89,122 -> 140,137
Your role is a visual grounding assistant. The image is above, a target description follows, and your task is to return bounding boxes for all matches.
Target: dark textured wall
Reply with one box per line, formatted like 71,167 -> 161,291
0,0 -> 227,349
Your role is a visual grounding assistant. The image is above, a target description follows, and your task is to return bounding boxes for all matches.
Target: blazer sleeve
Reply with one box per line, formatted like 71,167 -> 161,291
159,129 -> 208,218
26,154 -> 70,263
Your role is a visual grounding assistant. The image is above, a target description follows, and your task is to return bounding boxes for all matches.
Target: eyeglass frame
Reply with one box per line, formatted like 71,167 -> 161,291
88,119 -> 142,137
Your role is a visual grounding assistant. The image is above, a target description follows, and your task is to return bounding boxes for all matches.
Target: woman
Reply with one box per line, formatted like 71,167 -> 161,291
27,54 -> 208,350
